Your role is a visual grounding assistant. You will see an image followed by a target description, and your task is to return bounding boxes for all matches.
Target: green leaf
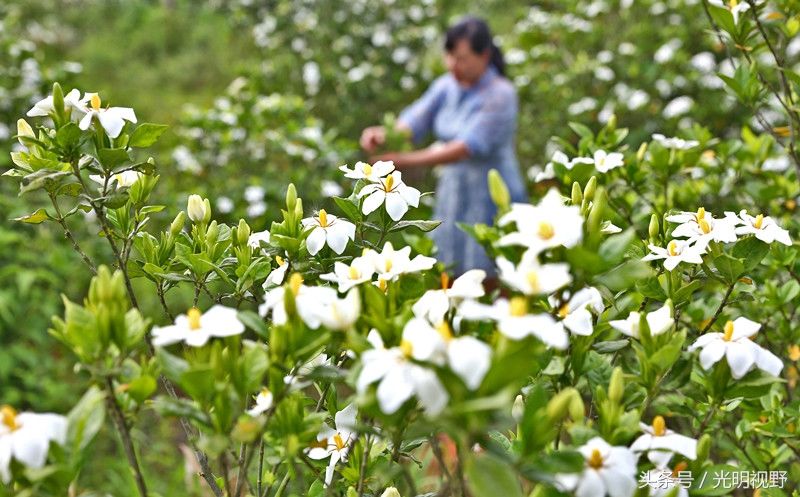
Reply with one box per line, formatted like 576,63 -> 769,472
67,386 -> 106,452
389,219 -> 442,233
731,236 -> 770,272
97,148 -> 131,169
333,196 -> 361,222
127,375 -> 157,403
598,228 -> 636,265
129,123 -> 169,148
13,208 -> 51,224
712,253 -> 745,283
465,452 -> 523,497
56,122 -> 82,148
238,310 -> 268,339
568,122 -> 594,140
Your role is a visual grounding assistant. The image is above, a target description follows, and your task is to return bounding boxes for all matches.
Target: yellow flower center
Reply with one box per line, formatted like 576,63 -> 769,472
383,175 -> 395,192
384,259 -> 393,273
260,387 -> 271,397
318,209 -> 329,227
526,271 -> 541,293
400,339 -> 413,358
509,296 -> 528,317
696,207 -> 706,221
698,218 -> 711,234
753,214 -> 764,230
723,320 -> 735,341
362,163 -> 372,176
538,222 -> 555,240
437,322 -> 453,342
652,415 -> 666,436
667,240 -> 680,257
1,405 -> 19,432
788,344 -> 800,362
90,94 -> 101,111
275,255 -> 285,266
378,278 -> 388,292
333,433 -> 346,451
440,272 -> 450,290
729,0 -> 738,7
289,273 -> 303,296
587,448 -> 604,469
558,303 -> 570,319
187,307 -> 202,330
349,266 -> 361,280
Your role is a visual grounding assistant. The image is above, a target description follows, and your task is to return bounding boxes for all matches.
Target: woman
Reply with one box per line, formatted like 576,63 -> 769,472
361,17 -> 527,276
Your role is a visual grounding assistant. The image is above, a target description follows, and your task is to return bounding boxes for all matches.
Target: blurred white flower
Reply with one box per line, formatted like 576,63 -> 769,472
651,134 -> 699,150
263,254 -> 289,289
727,210 -> 792,245
89,170 -> 143,189
609,304 -> 673,339
246,388 -> 274,416
552,287 -> 604,336
593,150 -> 624,173
496,251 -> 572,296
307,404 -> 357,486
631,416 -> 697,468
498,189 -> 583,254
460,297 -> 568,349
0,406 -> 67,483
27,88 -> 88,118
151,305 -> 245,347
553,436 -> 638,497
340,160 -> 395,182
320,256 -> 376,293
643,239 -> 705,271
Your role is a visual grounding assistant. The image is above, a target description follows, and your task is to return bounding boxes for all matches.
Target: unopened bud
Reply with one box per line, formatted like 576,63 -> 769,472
187,194 -> 206,223
636,142 -> 648,162
286,183 -> 297,211
649,214 -> 660,241
294,198 -> 304,219
512,394 -> 525,423
696,434 -> 711,462
206,220 -> 219,245
202,198 -> 212,224
237,219 -> 251,247
568,391 -> 585,421
583,176 -> 597,201
170,211 -> 186,236
571,182 -> 583,206
608,367 -> 624,403
380,487 -> 401,497
546,389 -> 574,421
606,113 -> 617,130
16,119 -> 34,146
488,169 -> 510,212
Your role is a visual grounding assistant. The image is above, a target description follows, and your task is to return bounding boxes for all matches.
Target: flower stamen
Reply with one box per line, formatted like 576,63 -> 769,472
333,433 -> 346,451
587,448 -> 604,469
723,320 -> 735,341
538,221 -> 555,240
90,94 -> 101,111
437,322 -> 453,342
509,296 -> 528,317
400,339 -> 413,358
753,214 -> 764,230
318,209 -> 329,228
187,308 -> 202,330
667,240 -> 680,257
1,405 -> 19,432
652,415 -> 666,436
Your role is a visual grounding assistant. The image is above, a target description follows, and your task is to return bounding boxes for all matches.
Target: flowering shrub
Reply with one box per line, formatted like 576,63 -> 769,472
3,71 -> 799,497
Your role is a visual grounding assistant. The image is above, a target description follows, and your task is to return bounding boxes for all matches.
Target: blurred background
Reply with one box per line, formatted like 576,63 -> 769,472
0,0 -> 761,494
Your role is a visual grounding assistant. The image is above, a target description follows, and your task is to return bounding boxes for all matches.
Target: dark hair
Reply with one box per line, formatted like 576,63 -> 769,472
444,16 -> 505,76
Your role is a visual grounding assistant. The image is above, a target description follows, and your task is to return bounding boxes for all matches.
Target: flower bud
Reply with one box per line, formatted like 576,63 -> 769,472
381,487 -> 401,497
294,197 -> 304,220
52,83 -> 65,117
16,119 -> 34,147
696,434 -> 711,462
546,389 -> 574,421
568,391 -> 585,421
608,367 -> 624,403
170,211 -> 186,236
571,182 -> 583,206
636,142 -> 648,162
648,214 -> 660,241
206,220 -> 219,246
286,183 -> 297,211
512,394 -> 525,423
202,198 -> 212,224
488,169 -> 510,212
583,176 -> 597,202
237,219 -> 251,247
187,194 -> 207,223
606,113 -> 617,130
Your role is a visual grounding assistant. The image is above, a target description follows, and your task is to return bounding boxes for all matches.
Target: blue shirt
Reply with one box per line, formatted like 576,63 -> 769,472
398,65 -> 526,276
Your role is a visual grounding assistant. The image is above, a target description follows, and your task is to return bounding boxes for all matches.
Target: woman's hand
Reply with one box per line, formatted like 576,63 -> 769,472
360,125 -> 386,153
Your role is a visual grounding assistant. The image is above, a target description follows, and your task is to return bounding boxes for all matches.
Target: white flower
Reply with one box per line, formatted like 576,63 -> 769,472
367,242 -> 437,283
401,318 -> 492,390
307,403 -> 358,486
412,270 -> 486,325
460,297 -> 568,349
320,256 -> 376,293
262,255 -> 289,289
496,252 -> 572,296
357,330 -> 448,415
498,189 -> 584,254
552,287 -> 605,336
89,170 -> 143,189
609,304 -> 673,339
302,209 -> 356,255
0,406 -> 68,483
151,305 -> 245,347
687,317 -> 783,379
26,88 -> 89,118
339,160 -> 395,182
639,468 -> 690,497
642,239 -> 705,271
708,0 -> 752,24
593,150 -> 624,173
187,194 -> 208,223
284,353 -> 330,390
727,210 -> 792,246
78,93 -> 137,138
311,289 -> 361,331
651,133 -> 699,150
553,437 -> 638,497
358,170 -> 421,221
246,388 -> 274,416
667,207 -> 738,249
631,416 -> 697,468
248,230 -> 271,250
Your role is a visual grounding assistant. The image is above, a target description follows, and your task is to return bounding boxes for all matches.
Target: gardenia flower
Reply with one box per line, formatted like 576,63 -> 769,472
357,329 -> 448,415
552,287 -> 605,336
27,88 -> 89,118
460,297 -> 568,349
307,404 -> 357,486
593,149 -> 624,173
339,160 -> 395,182
498,189 -> 583,254
667,207 -> 737,249
609,304 -> 673,339
78,93 -> 137,138
412,270 -> 486,325
89,170 -> 143,189
262,254 -> 289,289
631,416 -> 697,468
642,239 -> 705,271
553,436 -> 638,497
401,317 -> 492,390
187,194 -> 209,223
639,466 -> 690,497
687,317 -> 783,379
358,170 -> 421,221
709,0 -> 755,24
727,210 -> 792,246
302,209 -> 356,255
496,252 -> 572,296
320,256 -> 376,293
151,305 -> 245,347
246,388 -> 274,416
367,242 -> 437,284
0,406 -> 68,483
651,133 -> 699,150
260,276 -> 360,331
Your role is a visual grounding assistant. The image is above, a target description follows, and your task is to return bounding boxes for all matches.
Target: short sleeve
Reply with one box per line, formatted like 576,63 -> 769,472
397,76 -> 449,144
457,82 -> 517,158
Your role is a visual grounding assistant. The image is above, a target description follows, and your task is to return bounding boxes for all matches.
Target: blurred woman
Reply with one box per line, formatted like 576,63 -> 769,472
361,16 -> 526,277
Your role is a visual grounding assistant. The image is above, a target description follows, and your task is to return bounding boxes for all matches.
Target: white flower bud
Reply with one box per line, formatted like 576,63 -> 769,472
187,194 -> 207,223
